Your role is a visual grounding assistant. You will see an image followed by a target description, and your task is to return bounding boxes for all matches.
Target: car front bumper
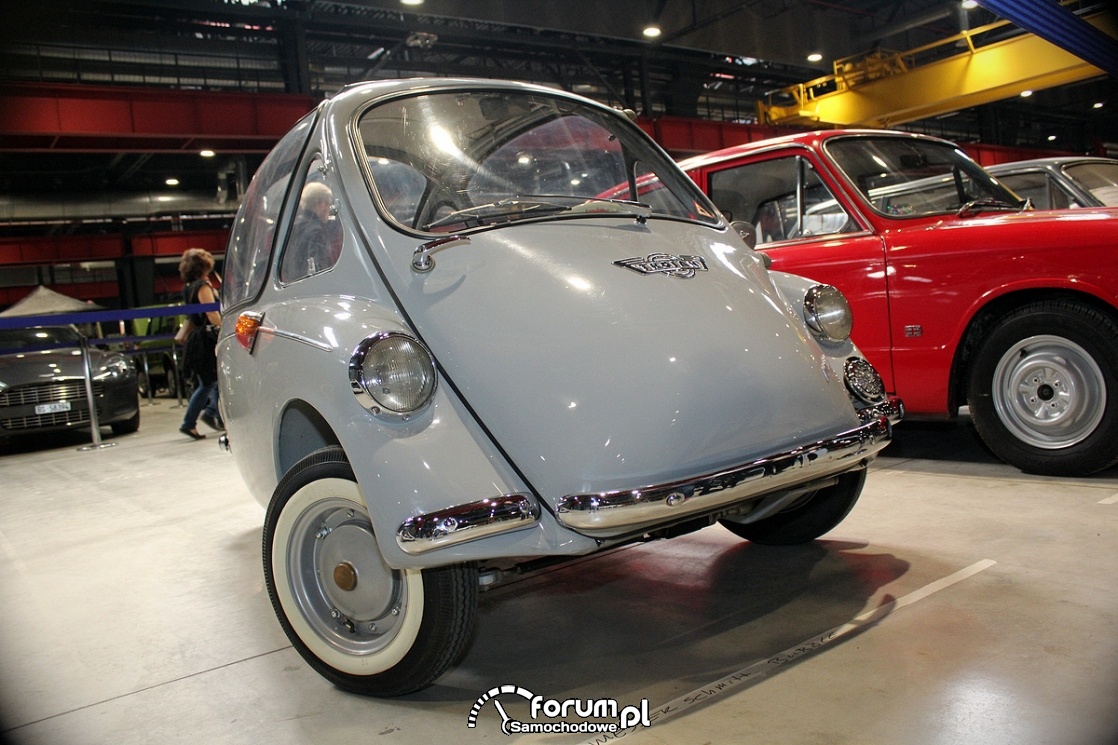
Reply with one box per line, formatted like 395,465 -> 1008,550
393,397 -> 902,552
554,397 -> 903,537
0,378 -> 139,435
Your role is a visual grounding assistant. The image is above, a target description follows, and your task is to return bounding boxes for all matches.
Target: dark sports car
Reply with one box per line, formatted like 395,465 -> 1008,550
0,325 -> 140,440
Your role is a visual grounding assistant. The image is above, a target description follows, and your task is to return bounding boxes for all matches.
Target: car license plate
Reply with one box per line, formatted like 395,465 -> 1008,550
35,401 -> 72,415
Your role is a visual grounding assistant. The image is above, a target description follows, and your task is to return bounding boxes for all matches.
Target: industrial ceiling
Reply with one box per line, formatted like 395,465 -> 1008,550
0,0 -> 1115,235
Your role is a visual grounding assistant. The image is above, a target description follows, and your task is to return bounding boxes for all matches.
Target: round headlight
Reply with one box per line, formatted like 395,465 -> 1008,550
844,357 -> 886,404
803,284 -> 853,342
97,354 -> 134,381
349,332 -> 437,417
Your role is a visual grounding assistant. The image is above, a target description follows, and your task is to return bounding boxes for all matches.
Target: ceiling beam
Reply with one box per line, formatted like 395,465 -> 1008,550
759,12 -> 1113,128
0,83 -> 316,152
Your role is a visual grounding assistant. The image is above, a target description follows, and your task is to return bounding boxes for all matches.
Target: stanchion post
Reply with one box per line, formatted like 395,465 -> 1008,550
78,335 -> 116,451
170,344 -> 186,407
140,351 -> 158,406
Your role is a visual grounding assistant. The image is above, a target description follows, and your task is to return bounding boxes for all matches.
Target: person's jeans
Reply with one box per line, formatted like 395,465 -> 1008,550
182,379 -> 218,430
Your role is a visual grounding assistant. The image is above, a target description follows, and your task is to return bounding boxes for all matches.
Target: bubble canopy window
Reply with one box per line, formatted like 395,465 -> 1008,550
356,89 -> 720,234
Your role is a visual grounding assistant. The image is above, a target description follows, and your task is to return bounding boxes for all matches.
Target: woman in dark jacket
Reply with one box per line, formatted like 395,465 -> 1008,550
178,248 -> 222,440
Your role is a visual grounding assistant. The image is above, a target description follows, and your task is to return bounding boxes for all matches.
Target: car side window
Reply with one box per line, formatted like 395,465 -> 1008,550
279,158 -> 343,283
1064,162 -> 1118,206
708,155 -> 854,245
224,111 -> 316,308
995,172 -> 1075,210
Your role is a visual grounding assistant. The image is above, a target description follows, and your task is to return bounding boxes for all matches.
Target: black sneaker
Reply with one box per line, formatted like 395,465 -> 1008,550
180,426 -> 206,440
201,413 -> 224,431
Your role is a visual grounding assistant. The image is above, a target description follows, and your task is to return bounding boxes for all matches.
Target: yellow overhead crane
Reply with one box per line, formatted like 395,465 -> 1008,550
757,11 -> 1115,128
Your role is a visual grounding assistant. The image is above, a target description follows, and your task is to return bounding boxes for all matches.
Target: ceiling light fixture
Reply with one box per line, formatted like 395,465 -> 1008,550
807,52 -> 823,63
401,0 -> 424,6
200,149 -> 215,158
165,178 -> 180,186
1093,102 -> 1104,109
642,25 -> 661,38
961,0 -> 979,10
1047,135 -> 1057,141
1020,90 -> 1033,97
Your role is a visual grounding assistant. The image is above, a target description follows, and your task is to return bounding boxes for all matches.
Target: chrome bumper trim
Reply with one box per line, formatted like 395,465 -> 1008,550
857,396 -> 904,426
556,400 -> 902,536
396,494 -> 539,555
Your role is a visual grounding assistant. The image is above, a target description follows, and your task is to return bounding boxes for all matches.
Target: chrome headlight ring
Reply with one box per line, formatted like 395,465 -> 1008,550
844,357 -> 887,405
348,331 -> 437,420
803,284 -> 853,343
96,354 -> 135,381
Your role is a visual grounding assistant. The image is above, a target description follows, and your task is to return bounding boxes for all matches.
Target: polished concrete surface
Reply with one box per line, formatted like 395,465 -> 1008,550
2,399 -> 1117,745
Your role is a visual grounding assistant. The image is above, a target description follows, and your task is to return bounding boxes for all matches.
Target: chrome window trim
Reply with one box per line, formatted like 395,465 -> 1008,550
257,326 -> 334,352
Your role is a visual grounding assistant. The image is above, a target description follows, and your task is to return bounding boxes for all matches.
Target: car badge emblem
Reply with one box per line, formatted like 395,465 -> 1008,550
614,253 -> 708,278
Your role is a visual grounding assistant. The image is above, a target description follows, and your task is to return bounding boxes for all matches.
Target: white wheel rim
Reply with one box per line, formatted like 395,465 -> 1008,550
272,477 -> 424,675
991,334 -> 1106,450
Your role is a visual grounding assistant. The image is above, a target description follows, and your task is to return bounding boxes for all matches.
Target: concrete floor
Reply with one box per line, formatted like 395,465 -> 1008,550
1,398 -> 1117,745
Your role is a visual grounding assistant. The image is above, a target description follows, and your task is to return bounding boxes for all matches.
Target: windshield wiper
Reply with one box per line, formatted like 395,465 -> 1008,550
421,195 -> 651,232
956,197 -> 1027,218
422,198 -> 566,231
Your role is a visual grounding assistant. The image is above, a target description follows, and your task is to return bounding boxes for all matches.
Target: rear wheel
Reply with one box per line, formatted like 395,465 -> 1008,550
719,469 -> 866,545
967,301 -> 1118,476
162,355 -> 179,398
136,371 -> 150,399
264,446 -> 477,696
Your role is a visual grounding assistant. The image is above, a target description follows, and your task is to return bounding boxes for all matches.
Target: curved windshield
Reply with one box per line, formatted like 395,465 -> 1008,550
0,326 -> 81,351
825,136 -> 1025,218
356,89 -> 719,234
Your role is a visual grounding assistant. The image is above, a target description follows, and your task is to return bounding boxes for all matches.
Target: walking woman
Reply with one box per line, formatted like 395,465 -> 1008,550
178,248 -> 222,440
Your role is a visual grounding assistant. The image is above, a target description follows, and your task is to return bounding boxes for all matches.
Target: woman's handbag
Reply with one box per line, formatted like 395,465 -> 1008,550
173,319 -> 196,345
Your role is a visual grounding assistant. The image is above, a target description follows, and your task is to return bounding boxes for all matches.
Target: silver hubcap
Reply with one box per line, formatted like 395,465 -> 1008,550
286,497 -> 407,655
991,334 -> 1105,449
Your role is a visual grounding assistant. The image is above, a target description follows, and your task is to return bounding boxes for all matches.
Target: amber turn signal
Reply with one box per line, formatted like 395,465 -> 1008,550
235,311 -> 264,352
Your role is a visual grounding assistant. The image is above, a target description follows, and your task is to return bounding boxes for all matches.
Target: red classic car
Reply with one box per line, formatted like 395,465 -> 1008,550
680,130 -> 1118,477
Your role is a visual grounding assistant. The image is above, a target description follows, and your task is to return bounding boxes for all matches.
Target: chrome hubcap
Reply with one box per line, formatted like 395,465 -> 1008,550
991,334 -> 1105,449
287,498 -> 406,654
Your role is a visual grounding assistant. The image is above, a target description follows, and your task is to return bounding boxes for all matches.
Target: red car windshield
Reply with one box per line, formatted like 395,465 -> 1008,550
825,136 -> 1024,217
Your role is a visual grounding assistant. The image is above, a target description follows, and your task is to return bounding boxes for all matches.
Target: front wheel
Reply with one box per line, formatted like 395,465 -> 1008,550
719,469 -> 866,545
110,407 -> 140,435
264,447 -> 477,696
967,301 -> 1118,476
